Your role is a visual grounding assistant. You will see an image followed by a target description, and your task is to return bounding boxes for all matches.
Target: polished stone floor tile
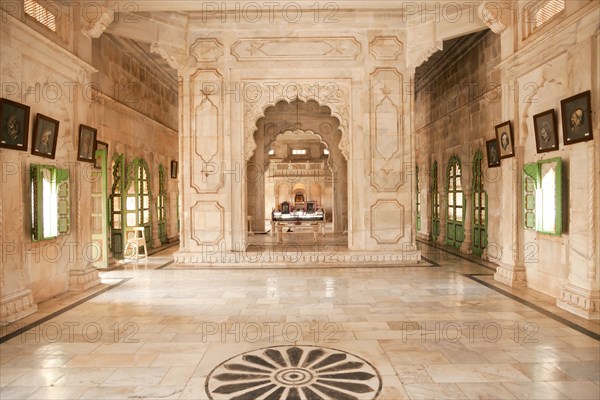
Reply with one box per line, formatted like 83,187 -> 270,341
403,382 -> 468,399
458,382 -> 518,399
501,381 -> 569,399
424,363 -> 531,383
548,380 -> 600,400
1,244 -> 598,399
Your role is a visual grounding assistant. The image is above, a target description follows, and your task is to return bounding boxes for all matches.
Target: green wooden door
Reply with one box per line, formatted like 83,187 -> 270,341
472,151 -> 488,257
110,153 -> 125,259
157,165 -> 168,245
446,156 -> 464,248
431,161 -> 440,241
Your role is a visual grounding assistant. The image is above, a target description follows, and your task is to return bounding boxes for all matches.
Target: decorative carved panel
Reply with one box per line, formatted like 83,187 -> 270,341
232,37 -> 361,61
190,38 -> 224,62
190,70 -> 224,193
370,200 -> 405,244
369,36 -> 404,60
370,68 -> 403,192
190,201 -> 224,245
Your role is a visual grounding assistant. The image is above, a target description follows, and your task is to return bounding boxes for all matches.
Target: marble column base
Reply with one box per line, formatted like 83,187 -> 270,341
557,284 -> 600,320
494,263 -> 527,288
459,239 -> 473,255
69,269 -> 101,292
0,289 -> 38,325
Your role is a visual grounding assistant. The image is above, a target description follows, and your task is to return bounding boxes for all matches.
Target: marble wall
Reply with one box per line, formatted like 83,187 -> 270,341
415,31 -> 502,256
416,2 -> 600,319
0,6 -> 179,324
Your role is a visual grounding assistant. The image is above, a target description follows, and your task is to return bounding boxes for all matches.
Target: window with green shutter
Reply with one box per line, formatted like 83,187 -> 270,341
31,164 -> 70,242
523,158 -> 563,236
523,163 -> 538,230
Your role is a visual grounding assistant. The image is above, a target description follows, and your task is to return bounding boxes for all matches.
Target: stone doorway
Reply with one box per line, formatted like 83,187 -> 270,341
246,99 -> 348,242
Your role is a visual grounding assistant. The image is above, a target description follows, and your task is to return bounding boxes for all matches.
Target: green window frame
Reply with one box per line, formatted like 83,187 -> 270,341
446,156 -> 465,248
31,164 -> 70,241
157,164 -> 168,245
472,151 -> 488,256
523,157 -> 563,236
431,161 -> 440,241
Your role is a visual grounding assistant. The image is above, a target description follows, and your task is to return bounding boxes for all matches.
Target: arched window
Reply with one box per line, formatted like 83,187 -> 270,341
125,158 -> 152,249
472,151 -> 488,256
431,161 -> 440,241
446,156 -> 465,248
157,164 -> 168,245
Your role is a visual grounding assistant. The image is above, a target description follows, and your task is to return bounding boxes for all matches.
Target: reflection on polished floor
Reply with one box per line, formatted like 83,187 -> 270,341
1,243 -> 598,400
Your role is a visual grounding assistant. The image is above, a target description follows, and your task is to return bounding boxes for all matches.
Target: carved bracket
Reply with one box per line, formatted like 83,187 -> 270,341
150,43 -> 197,72
479,1 -> 512,34
82,8 -> 114,38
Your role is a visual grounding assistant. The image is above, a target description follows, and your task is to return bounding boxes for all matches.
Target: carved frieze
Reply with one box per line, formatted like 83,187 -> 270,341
232,37 -> 361,61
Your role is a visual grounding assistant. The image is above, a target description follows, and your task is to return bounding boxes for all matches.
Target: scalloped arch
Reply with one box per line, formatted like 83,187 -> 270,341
244,85 -> 350,162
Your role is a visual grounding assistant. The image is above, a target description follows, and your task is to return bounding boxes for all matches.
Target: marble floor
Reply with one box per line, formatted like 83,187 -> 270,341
1,241 -> 599,400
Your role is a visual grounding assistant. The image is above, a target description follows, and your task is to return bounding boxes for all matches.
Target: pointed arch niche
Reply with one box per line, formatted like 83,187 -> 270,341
246,99 -> 348,236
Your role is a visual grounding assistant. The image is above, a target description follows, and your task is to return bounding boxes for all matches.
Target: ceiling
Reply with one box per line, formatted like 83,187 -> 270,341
103,2 -> 488,94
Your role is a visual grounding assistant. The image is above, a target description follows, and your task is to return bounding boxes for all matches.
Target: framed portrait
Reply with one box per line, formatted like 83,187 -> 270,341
533,109 -> 559,153
78,124 -> 97,163
0,98 -> 30,151
170,160 -> 178,178
31,114 -> 59,159
561,90 -> 593,145
495,121 -> 515,159
486,139 -> 501,168
94,141 -> 108,169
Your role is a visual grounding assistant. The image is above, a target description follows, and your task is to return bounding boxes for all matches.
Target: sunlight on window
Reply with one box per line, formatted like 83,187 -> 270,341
538,165 -> 556,232
42,169 -> 58,238
535,0 -> 565,27
24,0 -> 57,31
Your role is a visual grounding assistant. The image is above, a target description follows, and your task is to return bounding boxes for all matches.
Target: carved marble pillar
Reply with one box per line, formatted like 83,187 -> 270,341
557,142 -> 600,319
436,186 -> 447,246
494,148 -> 527,288
69,166 -> 101,292
459,153 -> 474,255
0,158 -> 37,324
459,187 -> 474,255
